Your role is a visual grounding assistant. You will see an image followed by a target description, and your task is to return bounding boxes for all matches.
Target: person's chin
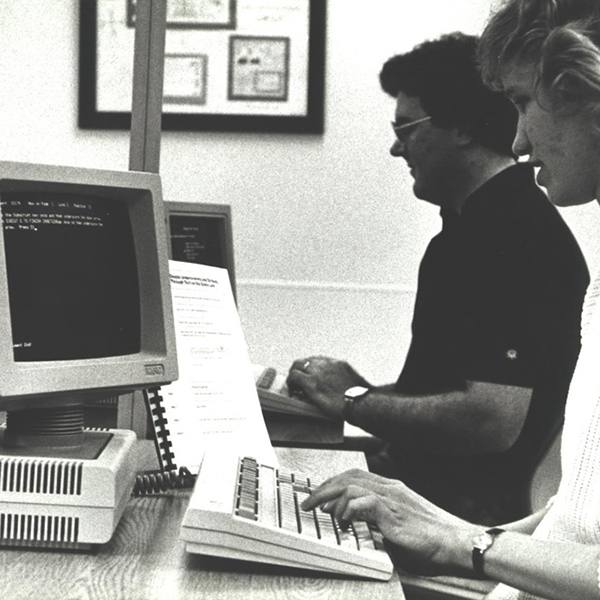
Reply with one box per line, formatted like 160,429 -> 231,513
413,183 -> 439,206
547,185 -> 591,207
412,180 -> 426,200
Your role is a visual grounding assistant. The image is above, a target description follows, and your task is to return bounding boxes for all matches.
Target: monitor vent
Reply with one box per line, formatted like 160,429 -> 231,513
0,459 -> 83,495
0,513 -> 79,543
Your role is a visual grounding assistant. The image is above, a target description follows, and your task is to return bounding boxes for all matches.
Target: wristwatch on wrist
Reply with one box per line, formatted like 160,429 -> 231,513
343,386 -> 370,425
472,527 -> 505,577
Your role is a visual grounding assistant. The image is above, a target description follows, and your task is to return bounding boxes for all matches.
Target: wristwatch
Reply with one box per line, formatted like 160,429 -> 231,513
343,386 -> 370,425
472,527 -> 505,577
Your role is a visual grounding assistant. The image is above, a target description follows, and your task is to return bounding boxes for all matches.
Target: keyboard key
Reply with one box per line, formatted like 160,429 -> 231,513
353,521 -> 376,551
299,508 -> 319,538
336,523 -> 359,551
258,465 -> 278,527
237,507 -> 257,520
257,367 -> 277,389
278,481 -> 299,532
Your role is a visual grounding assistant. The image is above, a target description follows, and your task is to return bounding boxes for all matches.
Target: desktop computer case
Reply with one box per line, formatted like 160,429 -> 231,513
0,427 -> 137,548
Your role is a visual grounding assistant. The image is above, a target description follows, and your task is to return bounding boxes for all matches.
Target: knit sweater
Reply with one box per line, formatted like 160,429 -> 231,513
487,272 -> 600,599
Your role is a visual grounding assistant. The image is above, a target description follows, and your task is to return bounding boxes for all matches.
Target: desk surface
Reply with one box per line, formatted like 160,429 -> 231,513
1,445 -> 404,600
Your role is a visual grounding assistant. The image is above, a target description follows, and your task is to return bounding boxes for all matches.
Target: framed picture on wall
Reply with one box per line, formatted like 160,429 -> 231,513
163,53 -> 208,105
228,36 -> 290,101
79,0 -> 326,134
127,0 -> 237,30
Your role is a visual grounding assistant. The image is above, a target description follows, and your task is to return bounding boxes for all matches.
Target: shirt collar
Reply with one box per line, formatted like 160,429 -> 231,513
461,163 -> 535,217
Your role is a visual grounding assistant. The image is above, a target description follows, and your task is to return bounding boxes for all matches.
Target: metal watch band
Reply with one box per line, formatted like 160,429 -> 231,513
472,527 -> 505,577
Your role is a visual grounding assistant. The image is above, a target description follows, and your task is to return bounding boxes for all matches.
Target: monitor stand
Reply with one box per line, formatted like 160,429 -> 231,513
0,405 -> 137,549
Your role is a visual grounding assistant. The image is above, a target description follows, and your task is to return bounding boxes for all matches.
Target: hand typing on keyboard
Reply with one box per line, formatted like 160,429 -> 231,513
180,453 -> 394,580
287,356 -> 371,420
253,365 -> 332,420
256,367 -> 308,402
300,467 -> 479,577
236,457 -> 378,552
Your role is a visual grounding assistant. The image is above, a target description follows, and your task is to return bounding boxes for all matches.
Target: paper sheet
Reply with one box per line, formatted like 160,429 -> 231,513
159,260 -> 276,471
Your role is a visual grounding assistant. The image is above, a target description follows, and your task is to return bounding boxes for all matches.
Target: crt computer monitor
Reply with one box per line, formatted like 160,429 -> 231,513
0,161 -> 178,548
164,201 -> 236,301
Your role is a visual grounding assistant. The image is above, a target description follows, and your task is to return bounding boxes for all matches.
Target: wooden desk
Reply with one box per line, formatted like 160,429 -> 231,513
1,445 -> 405,600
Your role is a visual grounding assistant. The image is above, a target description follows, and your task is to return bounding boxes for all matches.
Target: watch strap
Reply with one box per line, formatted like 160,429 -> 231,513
472,527 -> 505,577
342,395 -> 356,424
343,386 -> 369,425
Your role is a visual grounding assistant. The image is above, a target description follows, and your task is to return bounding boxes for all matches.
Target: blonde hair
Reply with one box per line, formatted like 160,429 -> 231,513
479,0 -> 600,118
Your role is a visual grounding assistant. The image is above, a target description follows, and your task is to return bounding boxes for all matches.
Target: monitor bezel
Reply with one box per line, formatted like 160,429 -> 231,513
0,161 -> 178,408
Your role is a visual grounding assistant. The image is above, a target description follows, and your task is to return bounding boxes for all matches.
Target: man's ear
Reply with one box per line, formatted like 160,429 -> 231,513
452,126 -> 474,147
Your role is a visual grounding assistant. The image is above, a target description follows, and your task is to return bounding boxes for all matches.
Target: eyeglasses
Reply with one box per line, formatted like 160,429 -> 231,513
391,116 -> 432,143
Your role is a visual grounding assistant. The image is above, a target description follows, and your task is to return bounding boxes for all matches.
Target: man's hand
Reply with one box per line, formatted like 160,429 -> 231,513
286,356 -> 370,419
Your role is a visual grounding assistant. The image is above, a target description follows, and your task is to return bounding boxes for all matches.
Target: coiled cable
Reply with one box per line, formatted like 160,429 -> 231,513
132,466 -> 196,496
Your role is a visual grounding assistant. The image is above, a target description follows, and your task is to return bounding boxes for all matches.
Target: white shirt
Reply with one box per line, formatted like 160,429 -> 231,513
487,272 -> 600,600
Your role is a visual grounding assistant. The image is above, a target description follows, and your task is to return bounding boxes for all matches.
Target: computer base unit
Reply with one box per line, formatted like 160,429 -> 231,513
0,427 -> 137,549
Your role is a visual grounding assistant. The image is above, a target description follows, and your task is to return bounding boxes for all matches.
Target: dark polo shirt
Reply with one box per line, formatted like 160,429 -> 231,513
376,163 -> 589,524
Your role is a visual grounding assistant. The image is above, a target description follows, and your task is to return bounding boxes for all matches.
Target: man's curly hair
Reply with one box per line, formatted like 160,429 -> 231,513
380,32 -> 517,156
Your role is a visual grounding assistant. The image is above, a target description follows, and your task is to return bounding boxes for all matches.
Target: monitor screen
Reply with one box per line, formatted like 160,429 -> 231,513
0,161 -> 178,413
164,201 -> 236,300
3,191 -> 140,362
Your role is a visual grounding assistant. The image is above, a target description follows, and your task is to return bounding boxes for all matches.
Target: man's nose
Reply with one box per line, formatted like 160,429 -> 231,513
390,139 -> 405,157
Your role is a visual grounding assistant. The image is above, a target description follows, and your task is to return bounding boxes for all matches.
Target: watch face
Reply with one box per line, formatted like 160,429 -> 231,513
473,532 -> 493,551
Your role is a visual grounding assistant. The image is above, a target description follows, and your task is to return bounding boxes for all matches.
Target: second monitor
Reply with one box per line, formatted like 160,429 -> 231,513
164,201 -> 236,302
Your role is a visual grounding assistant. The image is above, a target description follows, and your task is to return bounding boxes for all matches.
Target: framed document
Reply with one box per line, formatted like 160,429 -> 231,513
228,36 -> 290,101
163,53 -> 208,105
79,0 -> 326,133
127,0 -> 237,29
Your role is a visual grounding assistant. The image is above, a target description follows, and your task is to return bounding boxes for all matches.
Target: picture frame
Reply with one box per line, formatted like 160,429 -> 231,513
228,36 -> 290,102
163,53 -> 208,105
79,0 -> 326,134
127,0 -> 237,30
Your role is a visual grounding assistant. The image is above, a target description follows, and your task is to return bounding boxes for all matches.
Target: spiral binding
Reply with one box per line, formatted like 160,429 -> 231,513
132,466 -> 196,496
143,387 -> 176,471
132,387 -> 196,496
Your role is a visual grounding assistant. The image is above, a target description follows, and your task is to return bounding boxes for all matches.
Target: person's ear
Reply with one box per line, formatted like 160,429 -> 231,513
452,127 -> 474,147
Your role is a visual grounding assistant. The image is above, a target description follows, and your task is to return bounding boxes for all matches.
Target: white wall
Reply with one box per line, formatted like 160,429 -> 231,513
1,0 -> 598,384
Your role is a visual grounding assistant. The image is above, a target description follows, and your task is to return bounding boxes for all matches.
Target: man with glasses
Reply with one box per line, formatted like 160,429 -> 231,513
287,33 -> 590,525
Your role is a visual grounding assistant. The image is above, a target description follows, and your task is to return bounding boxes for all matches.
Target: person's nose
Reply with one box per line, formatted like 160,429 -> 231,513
390,138 -> 405,158
512,116 -> 532,158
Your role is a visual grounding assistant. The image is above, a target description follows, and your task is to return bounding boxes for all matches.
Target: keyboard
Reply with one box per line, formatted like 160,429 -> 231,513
253,365 -> 331,420
180,451 -> 394,580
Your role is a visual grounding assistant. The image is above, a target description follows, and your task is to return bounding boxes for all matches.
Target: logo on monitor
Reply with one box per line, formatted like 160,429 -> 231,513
145,364 -> 165,376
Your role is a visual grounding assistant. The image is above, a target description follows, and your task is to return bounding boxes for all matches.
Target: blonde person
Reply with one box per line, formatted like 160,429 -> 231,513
301,1 -> 600,599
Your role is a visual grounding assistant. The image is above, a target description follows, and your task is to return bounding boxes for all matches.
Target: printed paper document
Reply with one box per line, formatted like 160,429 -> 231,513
161,260 -> 276,471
